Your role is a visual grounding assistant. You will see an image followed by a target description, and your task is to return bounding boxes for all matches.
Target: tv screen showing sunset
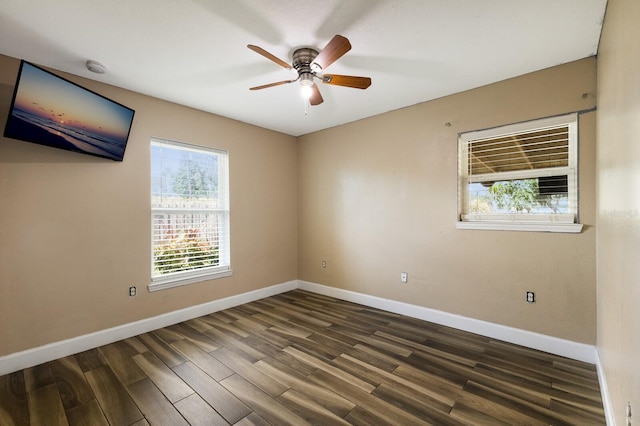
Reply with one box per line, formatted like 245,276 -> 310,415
4,61 -> 135,161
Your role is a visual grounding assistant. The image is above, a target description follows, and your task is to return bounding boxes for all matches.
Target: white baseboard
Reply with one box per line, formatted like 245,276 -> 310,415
298,280 -> 597,364
0,280 -> 297,376
0,279 -> 598,377
595,349 -> 615,426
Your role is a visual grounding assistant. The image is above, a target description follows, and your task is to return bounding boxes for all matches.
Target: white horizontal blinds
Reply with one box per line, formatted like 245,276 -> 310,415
151,139 -> 229,278
468,126 -> 570,176
152,212 -> 227,273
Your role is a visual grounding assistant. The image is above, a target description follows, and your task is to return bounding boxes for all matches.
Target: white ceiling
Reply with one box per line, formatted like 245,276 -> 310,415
0,0 -> 607,137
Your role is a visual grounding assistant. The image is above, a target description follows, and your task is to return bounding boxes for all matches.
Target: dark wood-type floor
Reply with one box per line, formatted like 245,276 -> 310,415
0,289 -> 605,425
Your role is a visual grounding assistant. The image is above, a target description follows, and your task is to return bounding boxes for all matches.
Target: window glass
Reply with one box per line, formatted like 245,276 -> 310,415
150,139 -> 230,289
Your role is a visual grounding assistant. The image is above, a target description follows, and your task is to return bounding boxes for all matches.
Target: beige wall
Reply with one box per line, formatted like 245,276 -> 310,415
596,0 -> 640,423
298,58 -> 597,344
0,54 -> 298,356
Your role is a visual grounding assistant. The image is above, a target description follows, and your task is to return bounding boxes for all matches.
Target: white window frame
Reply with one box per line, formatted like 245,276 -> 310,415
457,113 -> 583,233
149,138 -> 231,292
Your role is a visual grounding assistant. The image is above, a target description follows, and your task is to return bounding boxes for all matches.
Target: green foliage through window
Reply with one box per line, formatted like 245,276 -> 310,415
154,229 -> 219,274
468,177 -> 568,214
490,179 -> 539,212
172,159 -> 217,200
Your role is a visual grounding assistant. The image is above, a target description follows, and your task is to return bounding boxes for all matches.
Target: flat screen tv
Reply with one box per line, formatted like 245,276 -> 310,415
3,60 -> 135,161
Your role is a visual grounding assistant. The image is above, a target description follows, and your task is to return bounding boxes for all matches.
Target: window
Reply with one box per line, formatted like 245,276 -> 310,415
457,113 -> 582,233
150,138 -> 230,291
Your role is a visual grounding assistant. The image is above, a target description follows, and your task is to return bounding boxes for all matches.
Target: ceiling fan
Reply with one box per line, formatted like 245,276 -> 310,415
247,35 -> 372,106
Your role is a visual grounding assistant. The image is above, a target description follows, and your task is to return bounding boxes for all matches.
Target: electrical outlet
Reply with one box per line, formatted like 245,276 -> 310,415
129,286 -> 137,297
526,291 -> 535,303
322,260 -> 327,268
400,272 -> 408,283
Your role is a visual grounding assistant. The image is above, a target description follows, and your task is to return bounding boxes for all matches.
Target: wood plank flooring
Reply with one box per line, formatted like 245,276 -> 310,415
0,289 -> 606,425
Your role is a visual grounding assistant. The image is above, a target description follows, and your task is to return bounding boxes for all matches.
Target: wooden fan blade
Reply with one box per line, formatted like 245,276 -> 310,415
249,80 -> 295,90
247,44 -> 292,69
321,74 -> 372,89
309,84 -> 323,106
312,35 -> 351,71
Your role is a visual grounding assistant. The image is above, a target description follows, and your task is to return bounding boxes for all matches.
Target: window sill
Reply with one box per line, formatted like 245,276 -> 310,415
149,268 -> 233,292
456,221 -> 583,233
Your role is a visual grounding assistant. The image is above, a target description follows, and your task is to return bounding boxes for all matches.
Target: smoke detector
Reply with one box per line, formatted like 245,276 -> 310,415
85,60 -> 106,74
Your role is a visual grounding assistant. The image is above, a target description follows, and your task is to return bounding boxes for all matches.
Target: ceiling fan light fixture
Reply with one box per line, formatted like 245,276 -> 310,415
300,85 -> 313,99
299,73 -> 314,99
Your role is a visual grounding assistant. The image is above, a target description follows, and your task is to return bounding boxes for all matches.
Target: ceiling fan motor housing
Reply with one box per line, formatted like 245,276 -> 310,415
293,48 -> 320,82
